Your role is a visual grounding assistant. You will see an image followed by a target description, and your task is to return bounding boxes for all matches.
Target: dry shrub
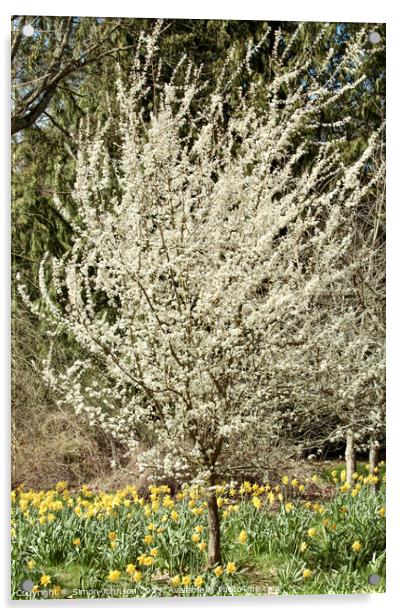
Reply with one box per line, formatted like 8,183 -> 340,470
12,407 -> 119,490
11,306 -> 122,490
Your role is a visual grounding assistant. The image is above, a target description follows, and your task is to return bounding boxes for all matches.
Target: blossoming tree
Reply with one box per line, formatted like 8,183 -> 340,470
19,23 -> 384,565
292,150 -> 385,484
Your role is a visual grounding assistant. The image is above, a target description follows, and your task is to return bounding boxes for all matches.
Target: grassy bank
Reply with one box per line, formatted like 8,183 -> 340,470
11,465 -> 386,599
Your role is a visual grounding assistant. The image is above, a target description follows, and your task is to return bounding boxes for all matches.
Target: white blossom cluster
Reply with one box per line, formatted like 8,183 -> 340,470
19,22 -> 385,484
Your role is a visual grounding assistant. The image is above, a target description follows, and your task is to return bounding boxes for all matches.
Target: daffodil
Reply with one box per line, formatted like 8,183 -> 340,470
239,530 -> 247,544
252,496 -> 261,510
163,495 -> 174,508
303,568 -> 312,579
40,574 -> 51,587
213,566 -> 223,577
171,575 -> 181,587
352,540 -> 362,552
194,575 -> 204,587
182,575 -> 191,587
126,563 -> 136,575
107,570 -> 121,582
133,570 -> 142,583
226,562 -> 236,574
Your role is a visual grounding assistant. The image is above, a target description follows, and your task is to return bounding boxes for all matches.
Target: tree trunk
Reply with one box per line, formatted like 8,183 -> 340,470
206,491 -> 221,567
369,436 -> 379,491
345,429 -> 356,485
